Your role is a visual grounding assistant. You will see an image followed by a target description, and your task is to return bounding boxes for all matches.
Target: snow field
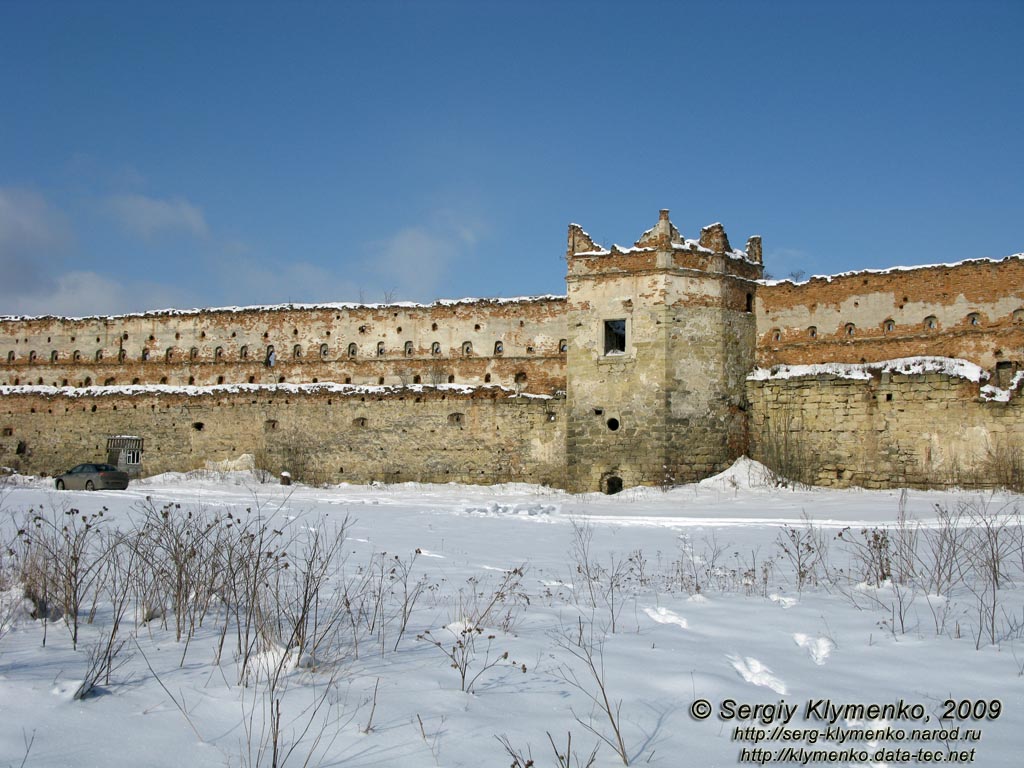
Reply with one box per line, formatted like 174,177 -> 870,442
0,464 -> 1023,767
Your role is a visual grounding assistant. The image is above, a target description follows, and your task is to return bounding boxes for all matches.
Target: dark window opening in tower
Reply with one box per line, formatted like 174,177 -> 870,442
604,319 -> 626,355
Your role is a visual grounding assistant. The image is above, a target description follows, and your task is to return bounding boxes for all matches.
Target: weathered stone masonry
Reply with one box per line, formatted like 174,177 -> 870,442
1,211 -> 1022,491
0,385 -> 566,487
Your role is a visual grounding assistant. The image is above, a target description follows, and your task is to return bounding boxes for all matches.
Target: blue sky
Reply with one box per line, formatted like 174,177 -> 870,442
1,0 -> 1021,316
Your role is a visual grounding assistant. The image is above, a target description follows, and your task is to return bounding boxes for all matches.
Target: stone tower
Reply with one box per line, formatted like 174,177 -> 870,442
564,210 -> 763,493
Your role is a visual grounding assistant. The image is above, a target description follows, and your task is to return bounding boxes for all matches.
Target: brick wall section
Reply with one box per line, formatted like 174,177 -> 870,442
0,386 -> 567,487
747,372 -> 1024,488
0,297 -> 569,394
756,257 -> 1024,371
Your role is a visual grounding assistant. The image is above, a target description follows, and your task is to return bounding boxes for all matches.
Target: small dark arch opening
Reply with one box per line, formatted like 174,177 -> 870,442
413,375 -> 422,384
603,475 -> 623,495
16,440 -> 27,455
352,417 -> 368,428
745,293 -> 753,312
484,373 -> 491,383
192,422 -> 205,431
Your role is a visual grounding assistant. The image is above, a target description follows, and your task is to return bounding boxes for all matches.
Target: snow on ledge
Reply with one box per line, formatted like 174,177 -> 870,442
748,356 -> 990,384
0,381 -> 555,400
758,253 -> 1024,287
981,370 -> 1024,402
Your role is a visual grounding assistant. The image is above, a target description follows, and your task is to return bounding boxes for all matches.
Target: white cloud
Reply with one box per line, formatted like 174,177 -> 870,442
215,257 -> 366,306
1,271 -> 191,318
0,187 -> 73,303
0,187 -> 69,249
367,217 -> 484,300
104,193 -> 209,239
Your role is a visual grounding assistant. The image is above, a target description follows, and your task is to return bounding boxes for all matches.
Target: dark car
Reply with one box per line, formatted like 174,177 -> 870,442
54,463 -> 130,491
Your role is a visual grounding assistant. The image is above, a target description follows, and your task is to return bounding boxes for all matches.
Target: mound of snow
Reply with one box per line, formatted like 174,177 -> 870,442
698,457 -> 776,490
205,453 -> 256,472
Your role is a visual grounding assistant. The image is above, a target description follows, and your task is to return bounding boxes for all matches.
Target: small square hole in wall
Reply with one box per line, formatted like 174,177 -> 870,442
886,393 -> 893,401
593,408 -> 603,416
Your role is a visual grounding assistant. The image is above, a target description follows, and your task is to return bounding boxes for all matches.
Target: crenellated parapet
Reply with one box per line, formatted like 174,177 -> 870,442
566,210 -> 764,285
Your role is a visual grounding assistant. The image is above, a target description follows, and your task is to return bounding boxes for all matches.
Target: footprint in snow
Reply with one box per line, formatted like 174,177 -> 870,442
643,606 -> 688,629
726,654 -> 787,694
793,633 -> 835,665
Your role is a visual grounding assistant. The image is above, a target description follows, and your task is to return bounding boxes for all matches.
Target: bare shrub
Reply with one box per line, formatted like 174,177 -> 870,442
756,405 -> 820,487
836,526 -> 892,587
17,503 -> 113,648
774,518 -> 823,593
982,437 -> 1024,492
553,617 -> 630,765
262,519 -> 352,671
957,498 -> 1020,647
417,566 -> 529,692
497,731 -> 599,768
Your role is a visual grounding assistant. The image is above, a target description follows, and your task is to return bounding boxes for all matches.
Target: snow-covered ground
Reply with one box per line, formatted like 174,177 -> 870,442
1,460 -> 1022,767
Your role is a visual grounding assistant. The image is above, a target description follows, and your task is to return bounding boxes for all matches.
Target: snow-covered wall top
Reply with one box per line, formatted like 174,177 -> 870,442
0,381 -> 555,400
759,253 -> 1024,287
748,356 -> 990,383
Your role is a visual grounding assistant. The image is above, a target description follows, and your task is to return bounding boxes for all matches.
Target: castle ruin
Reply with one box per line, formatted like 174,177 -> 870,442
2,211 -> 1022,491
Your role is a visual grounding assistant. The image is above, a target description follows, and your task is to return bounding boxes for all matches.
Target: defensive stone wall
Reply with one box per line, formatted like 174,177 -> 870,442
0,297 -> 568,394
2,210 -> 1022,493
755,256 -> 1024,374
747,367 -> 1024,488
0,384 -> 566,487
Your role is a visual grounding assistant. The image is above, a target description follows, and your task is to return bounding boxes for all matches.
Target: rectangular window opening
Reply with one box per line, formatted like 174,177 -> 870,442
604,319 -> 626,355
